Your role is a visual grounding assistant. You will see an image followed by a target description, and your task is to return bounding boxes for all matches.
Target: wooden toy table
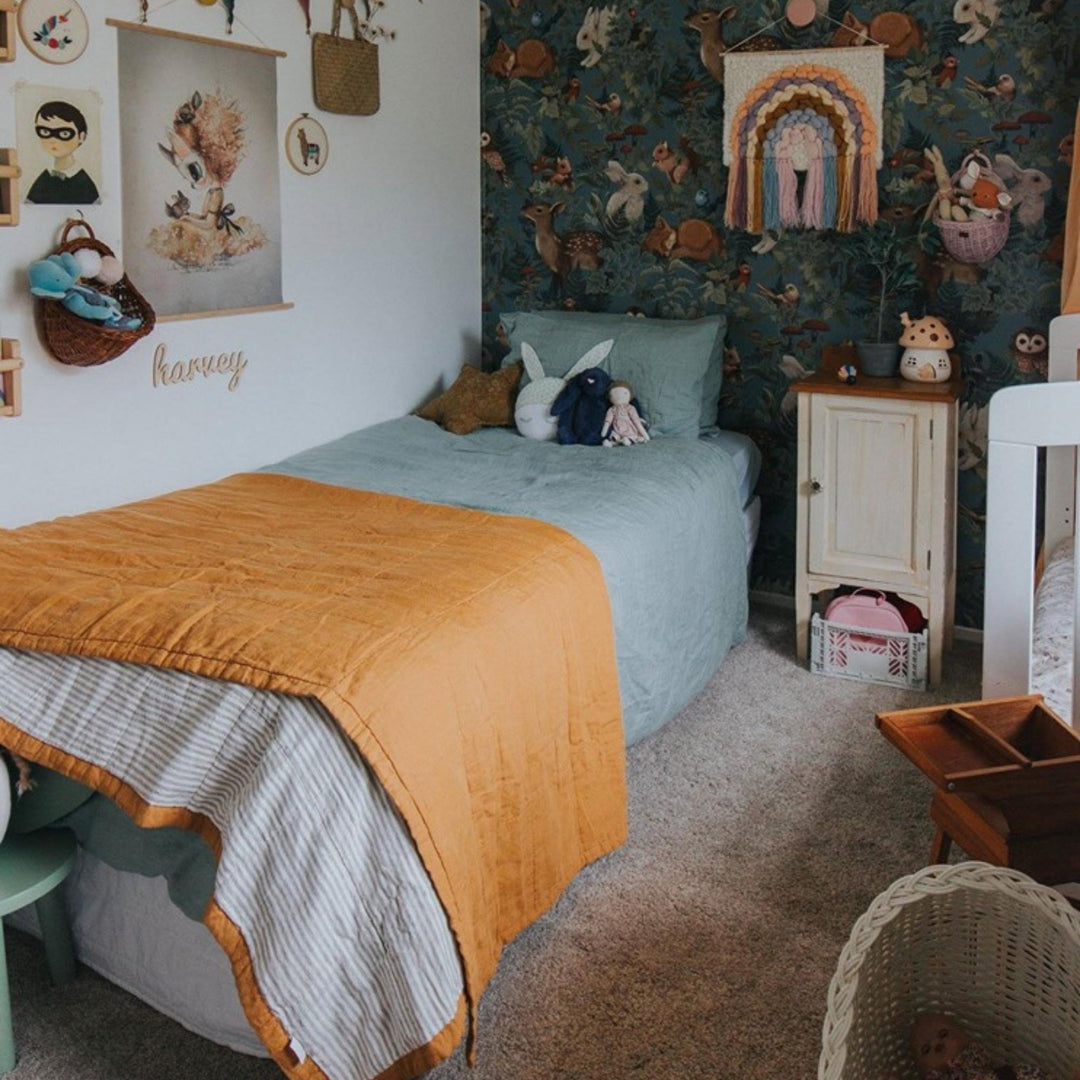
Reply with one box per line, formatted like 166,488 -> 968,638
876,695 -> 1080,885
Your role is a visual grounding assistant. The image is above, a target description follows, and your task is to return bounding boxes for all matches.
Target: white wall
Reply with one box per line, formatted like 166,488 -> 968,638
0,0 -> 480,527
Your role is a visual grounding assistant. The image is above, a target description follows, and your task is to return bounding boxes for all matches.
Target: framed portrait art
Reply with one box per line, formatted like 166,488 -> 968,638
111,21 -> 290,322
16,84 -> 102,205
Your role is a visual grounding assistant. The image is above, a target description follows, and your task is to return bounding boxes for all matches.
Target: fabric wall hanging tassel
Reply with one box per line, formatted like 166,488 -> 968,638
296,0 -> 311,32
722,47 -> 884,235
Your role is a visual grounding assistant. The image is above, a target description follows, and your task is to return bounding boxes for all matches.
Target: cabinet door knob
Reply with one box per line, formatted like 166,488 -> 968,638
810,478 -> 823,493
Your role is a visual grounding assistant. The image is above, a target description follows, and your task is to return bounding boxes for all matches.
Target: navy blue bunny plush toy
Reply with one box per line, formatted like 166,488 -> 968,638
551,367 -> 613,445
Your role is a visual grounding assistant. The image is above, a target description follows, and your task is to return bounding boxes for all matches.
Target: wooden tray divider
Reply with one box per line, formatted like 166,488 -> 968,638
944,707 -> 1031,768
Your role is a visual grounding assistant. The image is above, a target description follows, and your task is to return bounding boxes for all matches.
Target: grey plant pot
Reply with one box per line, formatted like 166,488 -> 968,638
855,341 -> 901,378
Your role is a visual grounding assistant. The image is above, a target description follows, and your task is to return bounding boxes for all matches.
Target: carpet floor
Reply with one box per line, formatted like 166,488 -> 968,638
3,607 -> 982,1079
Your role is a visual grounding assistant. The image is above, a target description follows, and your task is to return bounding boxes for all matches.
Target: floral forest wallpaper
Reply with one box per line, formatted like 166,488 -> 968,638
479,0 -> 1077,628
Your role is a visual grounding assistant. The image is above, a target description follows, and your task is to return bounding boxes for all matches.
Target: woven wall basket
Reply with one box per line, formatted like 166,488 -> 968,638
819,862 -> 1080,1080
934,150 -> 1012,264
312,5 -> 379,116
40,221 -> 156,367
936,215 -> 1010,264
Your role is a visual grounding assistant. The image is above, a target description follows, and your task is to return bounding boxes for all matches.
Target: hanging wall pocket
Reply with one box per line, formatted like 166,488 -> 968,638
35,220 -> 156,367
312,1 -> 379,116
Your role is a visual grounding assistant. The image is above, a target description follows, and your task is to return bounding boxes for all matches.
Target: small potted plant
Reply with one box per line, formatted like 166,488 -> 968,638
849,222 -> 920,377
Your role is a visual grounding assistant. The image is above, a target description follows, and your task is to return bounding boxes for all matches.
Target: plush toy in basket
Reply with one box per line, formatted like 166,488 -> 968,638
924,148 -> 1012,264
908,1013 -> 1059,1080
28,220 -> 156,367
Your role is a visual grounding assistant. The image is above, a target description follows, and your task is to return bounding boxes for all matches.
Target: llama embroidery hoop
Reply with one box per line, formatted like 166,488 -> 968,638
284,114 -> 329,176
722,47 -> 885,234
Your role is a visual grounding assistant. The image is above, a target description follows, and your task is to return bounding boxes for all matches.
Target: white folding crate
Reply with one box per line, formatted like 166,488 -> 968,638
810,613 -> 928,690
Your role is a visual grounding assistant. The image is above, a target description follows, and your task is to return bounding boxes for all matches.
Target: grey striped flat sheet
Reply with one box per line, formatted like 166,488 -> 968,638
0,647 -> 463,1080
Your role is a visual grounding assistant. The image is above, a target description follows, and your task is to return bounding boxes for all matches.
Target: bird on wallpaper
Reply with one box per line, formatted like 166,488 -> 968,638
932,54 -> 959,87
694,188 -> 722,215
481,130 -> 512,186
964,73 -> 1016,101
530,6 -> 565,34
757,282 -> 800,307
584,92 -> 622,115
728,262 -> 752,291
563,76 -> 581,102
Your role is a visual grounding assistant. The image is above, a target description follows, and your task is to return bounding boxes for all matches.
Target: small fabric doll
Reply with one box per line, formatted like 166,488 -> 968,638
601,381 -> 649,447
912,1013 -> 1056,1080
551,367 -> 613,445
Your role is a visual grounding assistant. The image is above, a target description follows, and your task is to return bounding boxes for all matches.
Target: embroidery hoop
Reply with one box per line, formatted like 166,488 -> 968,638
17,0 -> 89,64
284,113 -> 329,175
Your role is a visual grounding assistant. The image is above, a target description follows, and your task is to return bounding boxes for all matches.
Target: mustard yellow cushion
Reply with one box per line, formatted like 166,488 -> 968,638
416,361 -> 523,435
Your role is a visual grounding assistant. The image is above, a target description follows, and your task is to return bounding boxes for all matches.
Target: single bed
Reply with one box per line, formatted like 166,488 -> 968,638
983,310 -> 1080,723
0,414 -> 758,1075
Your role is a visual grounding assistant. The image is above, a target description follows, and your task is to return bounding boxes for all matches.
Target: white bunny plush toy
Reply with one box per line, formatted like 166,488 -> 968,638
514,339 -> 615,441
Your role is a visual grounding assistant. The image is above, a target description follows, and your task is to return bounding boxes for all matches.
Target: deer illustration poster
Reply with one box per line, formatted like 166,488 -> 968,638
115,23 -> 285,320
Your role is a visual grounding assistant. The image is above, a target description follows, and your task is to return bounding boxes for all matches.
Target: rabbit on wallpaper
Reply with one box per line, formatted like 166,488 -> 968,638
952,0 -> 1000,44
514,339 -> 615,441
576,5 -> 617,67
604,161 -> 649,225
994,154 -> 1051,227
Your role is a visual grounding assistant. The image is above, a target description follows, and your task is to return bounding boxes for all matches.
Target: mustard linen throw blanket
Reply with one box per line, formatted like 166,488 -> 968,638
0,472 -> 626,1080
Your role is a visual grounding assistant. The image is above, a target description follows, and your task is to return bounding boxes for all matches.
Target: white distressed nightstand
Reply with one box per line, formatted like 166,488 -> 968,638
793,350 -> 960,685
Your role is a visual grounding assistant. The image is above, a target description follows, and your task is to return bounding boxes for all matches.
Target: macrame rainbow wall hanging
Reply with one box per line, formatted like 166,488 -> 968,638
722,47 -> 885,234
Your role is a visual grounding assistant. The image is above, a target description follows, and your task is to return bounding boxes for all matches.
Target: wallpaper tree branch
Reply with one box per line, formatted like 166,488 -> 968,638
480,0 -> 1076,628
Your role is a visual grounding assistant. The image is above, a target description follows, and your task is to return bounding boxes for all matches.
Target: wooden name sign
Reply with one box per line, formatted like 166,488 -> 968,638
152,343 -> 248,392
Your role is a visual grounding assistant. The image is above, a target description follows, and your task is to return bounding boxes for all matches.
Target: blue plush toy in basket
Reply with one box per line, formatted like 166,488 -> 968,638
819,862 -> 1080,1080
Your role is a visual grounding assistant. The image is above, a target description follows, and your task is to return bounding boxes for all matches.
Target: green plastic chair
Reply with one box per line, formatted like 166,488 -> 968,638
0,769 -> 92,1073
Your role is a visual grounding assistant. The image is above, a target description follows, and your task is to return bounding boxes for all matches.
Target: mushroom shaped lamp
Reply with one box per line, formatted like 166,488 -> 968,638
898,312 -> 955,383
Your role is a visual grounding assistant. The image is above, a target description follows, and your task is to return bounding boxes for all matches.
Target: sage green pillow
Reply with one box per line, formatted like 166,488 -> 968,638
499,310 -> 727,439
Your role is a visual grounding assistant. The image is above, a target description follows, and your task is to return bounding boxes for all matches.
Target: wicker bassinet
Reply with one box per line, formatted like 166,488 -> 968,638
819,862 -> 1080,1080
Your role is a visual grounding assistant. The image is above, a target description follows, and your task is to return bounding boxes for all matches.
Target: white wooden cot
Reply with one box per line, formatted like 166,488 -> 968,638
983,311 -> 1080,724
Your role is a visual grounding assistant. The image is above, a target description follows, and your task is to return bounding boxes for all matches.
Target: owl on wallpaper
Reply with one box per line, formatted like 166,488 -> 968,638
1011,329 -> 1048,376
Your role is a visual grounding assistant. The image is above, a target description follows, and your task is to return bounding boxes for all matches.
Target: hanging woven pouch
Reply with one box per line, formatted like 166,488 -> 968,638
312,2 -> 380,116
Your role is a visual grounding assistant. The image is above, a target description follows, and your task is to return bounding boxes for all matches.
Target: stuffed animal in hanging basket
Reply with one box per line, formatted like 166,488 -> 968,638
30,220 -> 156,367
911,1013 -> 1058,1080
29,254 -> 143,332
601,381 -> 649,447
924,147 -> 1011,264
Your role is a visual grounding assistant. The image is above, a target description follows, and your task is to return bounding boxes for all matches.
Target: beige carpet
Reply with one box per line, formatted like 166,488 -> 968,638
4,607 -> 982,1079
